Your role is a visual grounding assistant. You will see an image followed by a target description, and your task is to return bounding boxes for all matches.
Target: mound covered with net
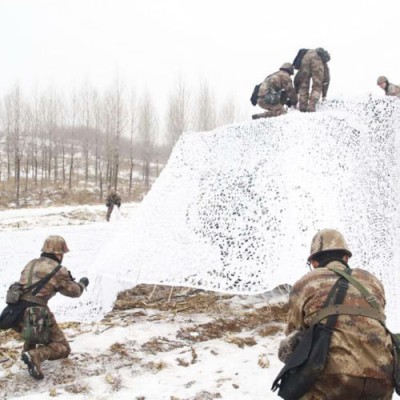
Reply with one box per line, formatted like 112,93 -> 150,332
64,97 -> 400,327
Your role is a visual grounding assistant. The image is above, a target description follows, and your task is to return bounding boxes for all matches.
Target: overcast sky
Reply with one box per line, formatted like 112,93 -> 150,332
0,0 -> 399,118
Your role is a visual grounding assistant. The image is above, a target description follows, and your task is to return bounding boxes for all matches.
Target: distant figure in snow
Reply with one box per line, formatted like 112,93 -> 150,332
251,63 -> 298,120
293,48 -> 330,112
0,236 -> 89,380
106,189 -> 122,222
275,229 -> 395,399
377,76 -> 400,98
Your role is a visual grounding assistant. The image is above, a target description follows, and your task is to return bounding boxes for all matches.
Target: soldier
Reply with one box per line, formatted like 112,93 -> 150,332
251,63 -> 298,120
17,236 -> 89,380
279,229 -> 394,399
294,48 -> 330,112
106,189 -> 122,222
377,76 -> 400,98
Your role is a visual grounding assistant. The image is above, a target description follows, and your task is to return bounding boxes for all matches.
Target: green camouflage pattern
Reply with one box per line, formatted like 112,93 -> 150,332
285,261 -> 394,381
295,49 -> 330,112
16,309 -> 71,363
21,306 -> 50,345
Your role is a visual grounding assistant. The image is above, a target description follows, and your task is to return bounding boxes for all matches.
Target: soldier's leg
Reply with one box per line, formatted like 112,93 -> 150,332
309,60 -> 324,112
297,71 -> 311,112
106,205 -> 114,221
252,103 -> 286,119
22,312 -> 70,379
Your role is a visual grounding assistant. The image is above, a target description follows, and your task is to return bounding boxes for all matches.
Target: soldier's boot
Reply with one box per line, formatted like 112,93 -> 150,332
21,351 -> 44,380
307,98 -> 318,112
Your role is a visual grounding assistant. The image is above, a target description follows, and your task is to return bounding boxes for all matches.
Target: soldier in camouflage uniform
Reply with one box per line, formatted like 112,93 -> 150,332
106,189 -> 122,222
377,76 -> 400,98
294,48 -> 330,112
279,229 -> 394,399
18,236 -> 89,380
252,63 -> 298,120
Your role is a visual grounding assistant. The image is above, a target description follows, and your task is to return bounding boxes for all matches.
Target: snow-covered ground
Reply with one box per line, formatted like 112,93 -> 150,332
0,285 -> 288,400
0,204 -> 288,399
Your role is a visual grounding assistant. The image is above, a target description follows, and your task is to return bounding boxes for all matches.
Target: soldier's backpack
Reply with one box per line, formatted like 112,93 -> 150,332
293,49 -> 309,70
21,306 -> 51,345
250,84 -> 261,106
316,48 -> 331,63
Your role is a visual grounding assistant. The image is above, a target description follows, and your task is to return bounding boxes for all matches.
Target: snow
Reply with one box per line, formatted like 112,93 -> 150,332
85,97 -> 400,329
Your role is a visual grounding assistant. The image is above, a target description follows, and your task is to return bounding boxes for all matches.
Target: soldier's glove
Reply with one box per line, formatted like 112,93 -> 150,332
79,277 -> 89,290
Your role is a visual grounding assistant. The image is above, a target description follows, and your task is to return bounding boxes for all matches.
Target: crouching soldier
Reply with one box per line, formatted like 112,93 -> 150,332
106,189 -> 122,222
275,229 -> 394,399
377,76 -> 400,98
14,236 -> 88,380
251,63 -> 297,119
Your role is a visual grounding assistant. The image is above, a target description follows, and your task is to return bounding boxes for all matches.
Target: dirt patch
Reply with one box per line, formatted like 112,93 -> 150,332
177,303 -> 288,343
142,337 -> 185,354
225,336 -> 257,348
113,284 -> 233,314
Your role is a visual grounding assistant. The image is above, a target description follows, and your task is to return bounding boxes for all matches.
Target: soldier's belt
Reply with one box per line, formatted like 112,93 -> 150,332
20,294 -> 47,307
310,304 -> 386,326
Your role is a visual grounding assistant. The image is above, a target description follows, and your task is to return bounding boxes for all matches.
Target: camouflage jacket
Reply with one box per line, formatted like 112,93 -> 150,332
285,261 -> 393,379
19,256 -> 84,305
386,83 -> 400,98
106,193 -> 122,207
259,70 -> 298,106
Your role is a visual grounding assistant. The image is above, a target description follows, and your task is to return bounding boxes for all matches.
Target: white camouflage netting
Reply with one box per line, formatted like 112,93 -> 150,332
59,97 -> 400,327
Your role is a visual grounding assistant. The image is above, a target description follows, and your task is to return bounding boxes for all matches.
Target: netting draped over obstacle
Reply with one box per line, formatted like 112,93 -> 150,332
64,97 -> 400,327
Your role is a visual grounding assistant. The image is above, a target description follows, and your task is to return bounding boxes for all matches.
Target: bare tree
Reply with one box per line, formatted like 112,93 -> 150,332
194,79 -> 216,132
3,84 -> 24,206
166,77 -> 190,149
127,90 -> 137,198
138,90 -> 157,188
218,94 -> 240,126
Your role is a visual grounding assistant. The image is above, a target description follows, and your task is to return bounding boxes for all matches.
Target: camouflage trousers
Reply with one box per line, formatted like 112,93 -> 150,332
295,70 -> 323,112
15,308 -> 71,363
301,374 -> 394,400
253,101 -> 286,119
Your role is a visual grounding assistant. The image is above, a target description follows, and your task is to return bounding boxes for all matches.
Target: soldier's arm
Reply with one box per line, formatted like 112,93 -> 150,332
285,281 -> 308,335
55,267 -> 84,298
322,64 -> 330,98
284,77 -> 298,106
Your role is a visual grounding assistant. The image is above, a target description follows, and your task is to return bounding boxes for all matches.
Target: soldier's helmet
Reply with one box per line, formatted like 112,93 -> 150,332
280,63 -> 294,76
308,229 -> 352,262
377,76 -> 388,85
41,235 -> 70,254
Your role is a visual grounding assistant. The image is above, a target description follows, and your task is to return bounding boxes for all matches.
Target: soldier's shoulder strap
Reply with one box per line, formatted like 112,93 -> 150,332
24,262 -> 62,296
328,265 -> 381,310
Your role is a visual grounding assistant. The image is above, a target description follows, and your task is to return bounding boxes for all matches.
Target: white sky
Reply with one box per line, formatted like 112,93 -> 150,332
0,0 -> 399,118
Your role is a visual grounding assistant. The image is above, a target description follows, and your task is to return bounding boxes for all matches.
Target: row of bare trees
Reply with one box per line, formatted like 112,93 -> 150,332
0,79 -> 242,206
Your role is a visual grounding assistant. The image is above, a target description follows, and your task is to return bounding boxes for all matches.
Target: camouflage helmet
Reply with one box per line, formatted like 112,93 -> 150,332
41,235 -> 70,254
308,229 -> 352,262
377,76 -> 388,85
280,62 -> 294,76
